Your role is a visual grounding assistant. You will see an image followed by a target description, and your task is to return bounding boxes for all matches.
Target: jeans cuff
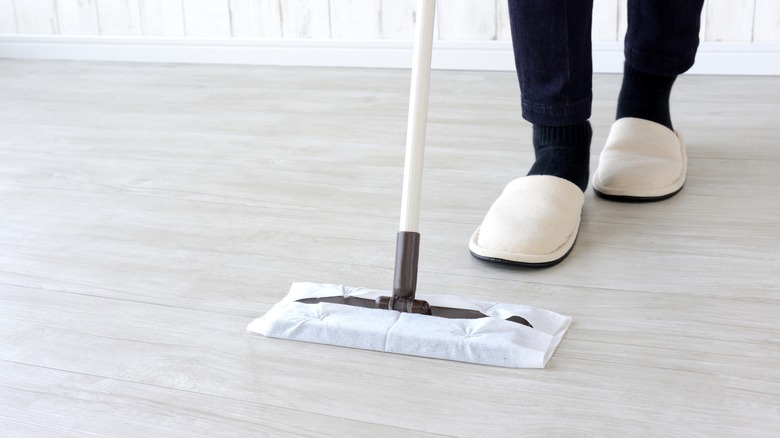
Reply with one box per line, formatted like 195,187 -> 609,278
521,96 -> 592,126
625,46 -> 699,77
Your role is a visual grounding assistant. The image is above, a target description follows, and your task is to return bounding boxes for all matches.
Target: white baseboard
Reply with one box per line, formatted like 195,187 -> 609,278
1,35 -> 779,75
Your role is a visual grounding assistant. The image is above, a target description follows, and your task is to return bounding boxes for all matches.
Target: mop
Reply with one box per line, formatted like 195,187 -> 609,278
247,0 -> 571,368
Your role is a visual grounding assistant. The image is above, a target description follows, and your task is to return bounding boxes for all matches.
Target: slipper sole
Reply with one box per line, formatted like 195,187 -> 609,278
469,232 -> 578,267
593,184 -> 684,203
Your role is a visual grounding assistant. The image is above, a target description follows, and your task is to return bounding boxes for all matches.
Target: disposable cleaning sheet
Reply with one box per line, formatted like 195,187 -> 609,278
248,282 -> 571,368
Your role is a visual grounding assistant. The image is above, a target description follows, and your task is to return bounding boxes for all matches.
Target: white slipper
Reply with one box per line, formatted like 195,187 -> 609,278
593,117 -> 687,201
469,175 -> 584,266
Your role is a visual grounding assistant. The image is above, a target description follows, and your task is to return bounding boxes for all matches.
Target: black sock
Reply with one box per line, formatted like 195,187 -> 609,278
616,62 -> 676,130
527,121 -> 592,192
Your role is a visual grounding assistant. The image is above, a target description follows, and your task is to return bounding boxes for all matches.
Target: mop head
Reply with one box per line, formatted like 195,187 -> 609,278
248,282 -> 571,368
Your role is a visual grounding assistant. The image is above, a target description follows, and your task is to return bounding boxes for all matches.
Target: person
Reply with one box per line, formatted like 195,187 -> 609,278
469,0 -> 705,266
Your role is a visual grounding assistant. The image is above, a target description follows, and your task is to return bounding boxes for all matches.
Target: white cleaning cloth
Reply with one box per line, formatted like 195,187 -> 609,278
248,282 -> 571,368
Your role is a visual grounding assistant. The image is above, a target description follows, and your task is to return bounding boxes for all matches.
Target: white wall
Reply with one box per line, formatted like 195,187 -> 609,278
2,0 -> 779,42
1,0 -> 779,74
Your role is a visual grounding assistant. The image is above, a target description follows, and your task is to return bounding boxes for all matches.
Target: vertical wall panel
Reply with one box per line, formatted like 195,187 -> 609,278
699,0 -> 708,40
280,0 -> 330,38
617,0 -> 627,41
705,0 -> 755,41
754,0 -> 780,42
96,0 -> 143,35
139,0 -> 185,36
256,0 -> 282,37
330,0 -> 381,39
0,0 -> 18,33
228,0 -> 281,38
56,0 -> 100,35
14,0 -> 58,34
229,0 -> 255,36
380,0 -> 415,39
181,0 -> 231,37
496,0 -> 510,41
592,0 -> 617,41
437,0 -> 495,40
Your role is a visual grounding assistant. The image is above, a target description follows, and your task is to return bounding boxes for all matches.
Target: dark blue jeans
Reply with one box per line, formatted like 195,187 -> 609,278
508,0 -> 705,126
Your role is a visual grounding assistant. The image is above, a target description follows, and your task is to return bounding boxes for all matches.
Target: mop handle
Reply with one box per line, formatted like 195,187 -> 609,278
399,0 -> 436,233
391,0 -> 436,301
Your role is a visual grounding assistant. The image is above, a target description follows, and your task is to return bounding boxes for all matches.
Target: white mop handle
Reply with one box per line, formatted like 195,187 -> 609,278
399,0 -> 436,233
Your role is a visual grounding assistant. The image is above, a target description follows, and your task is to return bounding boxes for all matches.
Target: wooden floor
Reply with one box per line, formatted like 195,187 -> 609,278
1,59 -> 778,437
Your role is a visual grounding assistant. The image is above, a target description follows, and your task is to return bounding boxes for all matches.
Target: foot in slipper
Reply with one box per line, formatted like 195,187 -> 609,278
593,117 -> 686,201
469,175 -> 584,267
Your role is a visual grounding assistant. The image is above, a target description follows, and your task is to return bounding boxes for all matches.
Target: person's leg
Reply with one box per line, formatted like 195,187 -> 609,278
594,0 -> 705,201
616,0 -> 705,130
469,0 -> 594,267
508,0 -> 594,192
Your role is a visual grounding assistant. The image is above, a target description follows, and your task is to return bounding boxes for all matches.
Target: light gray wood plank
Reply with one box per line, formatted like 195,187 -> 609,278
1,282 -> 778,437
1,59 -> 779,437
0,62 -> 778,304
0,360 -> 440,438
